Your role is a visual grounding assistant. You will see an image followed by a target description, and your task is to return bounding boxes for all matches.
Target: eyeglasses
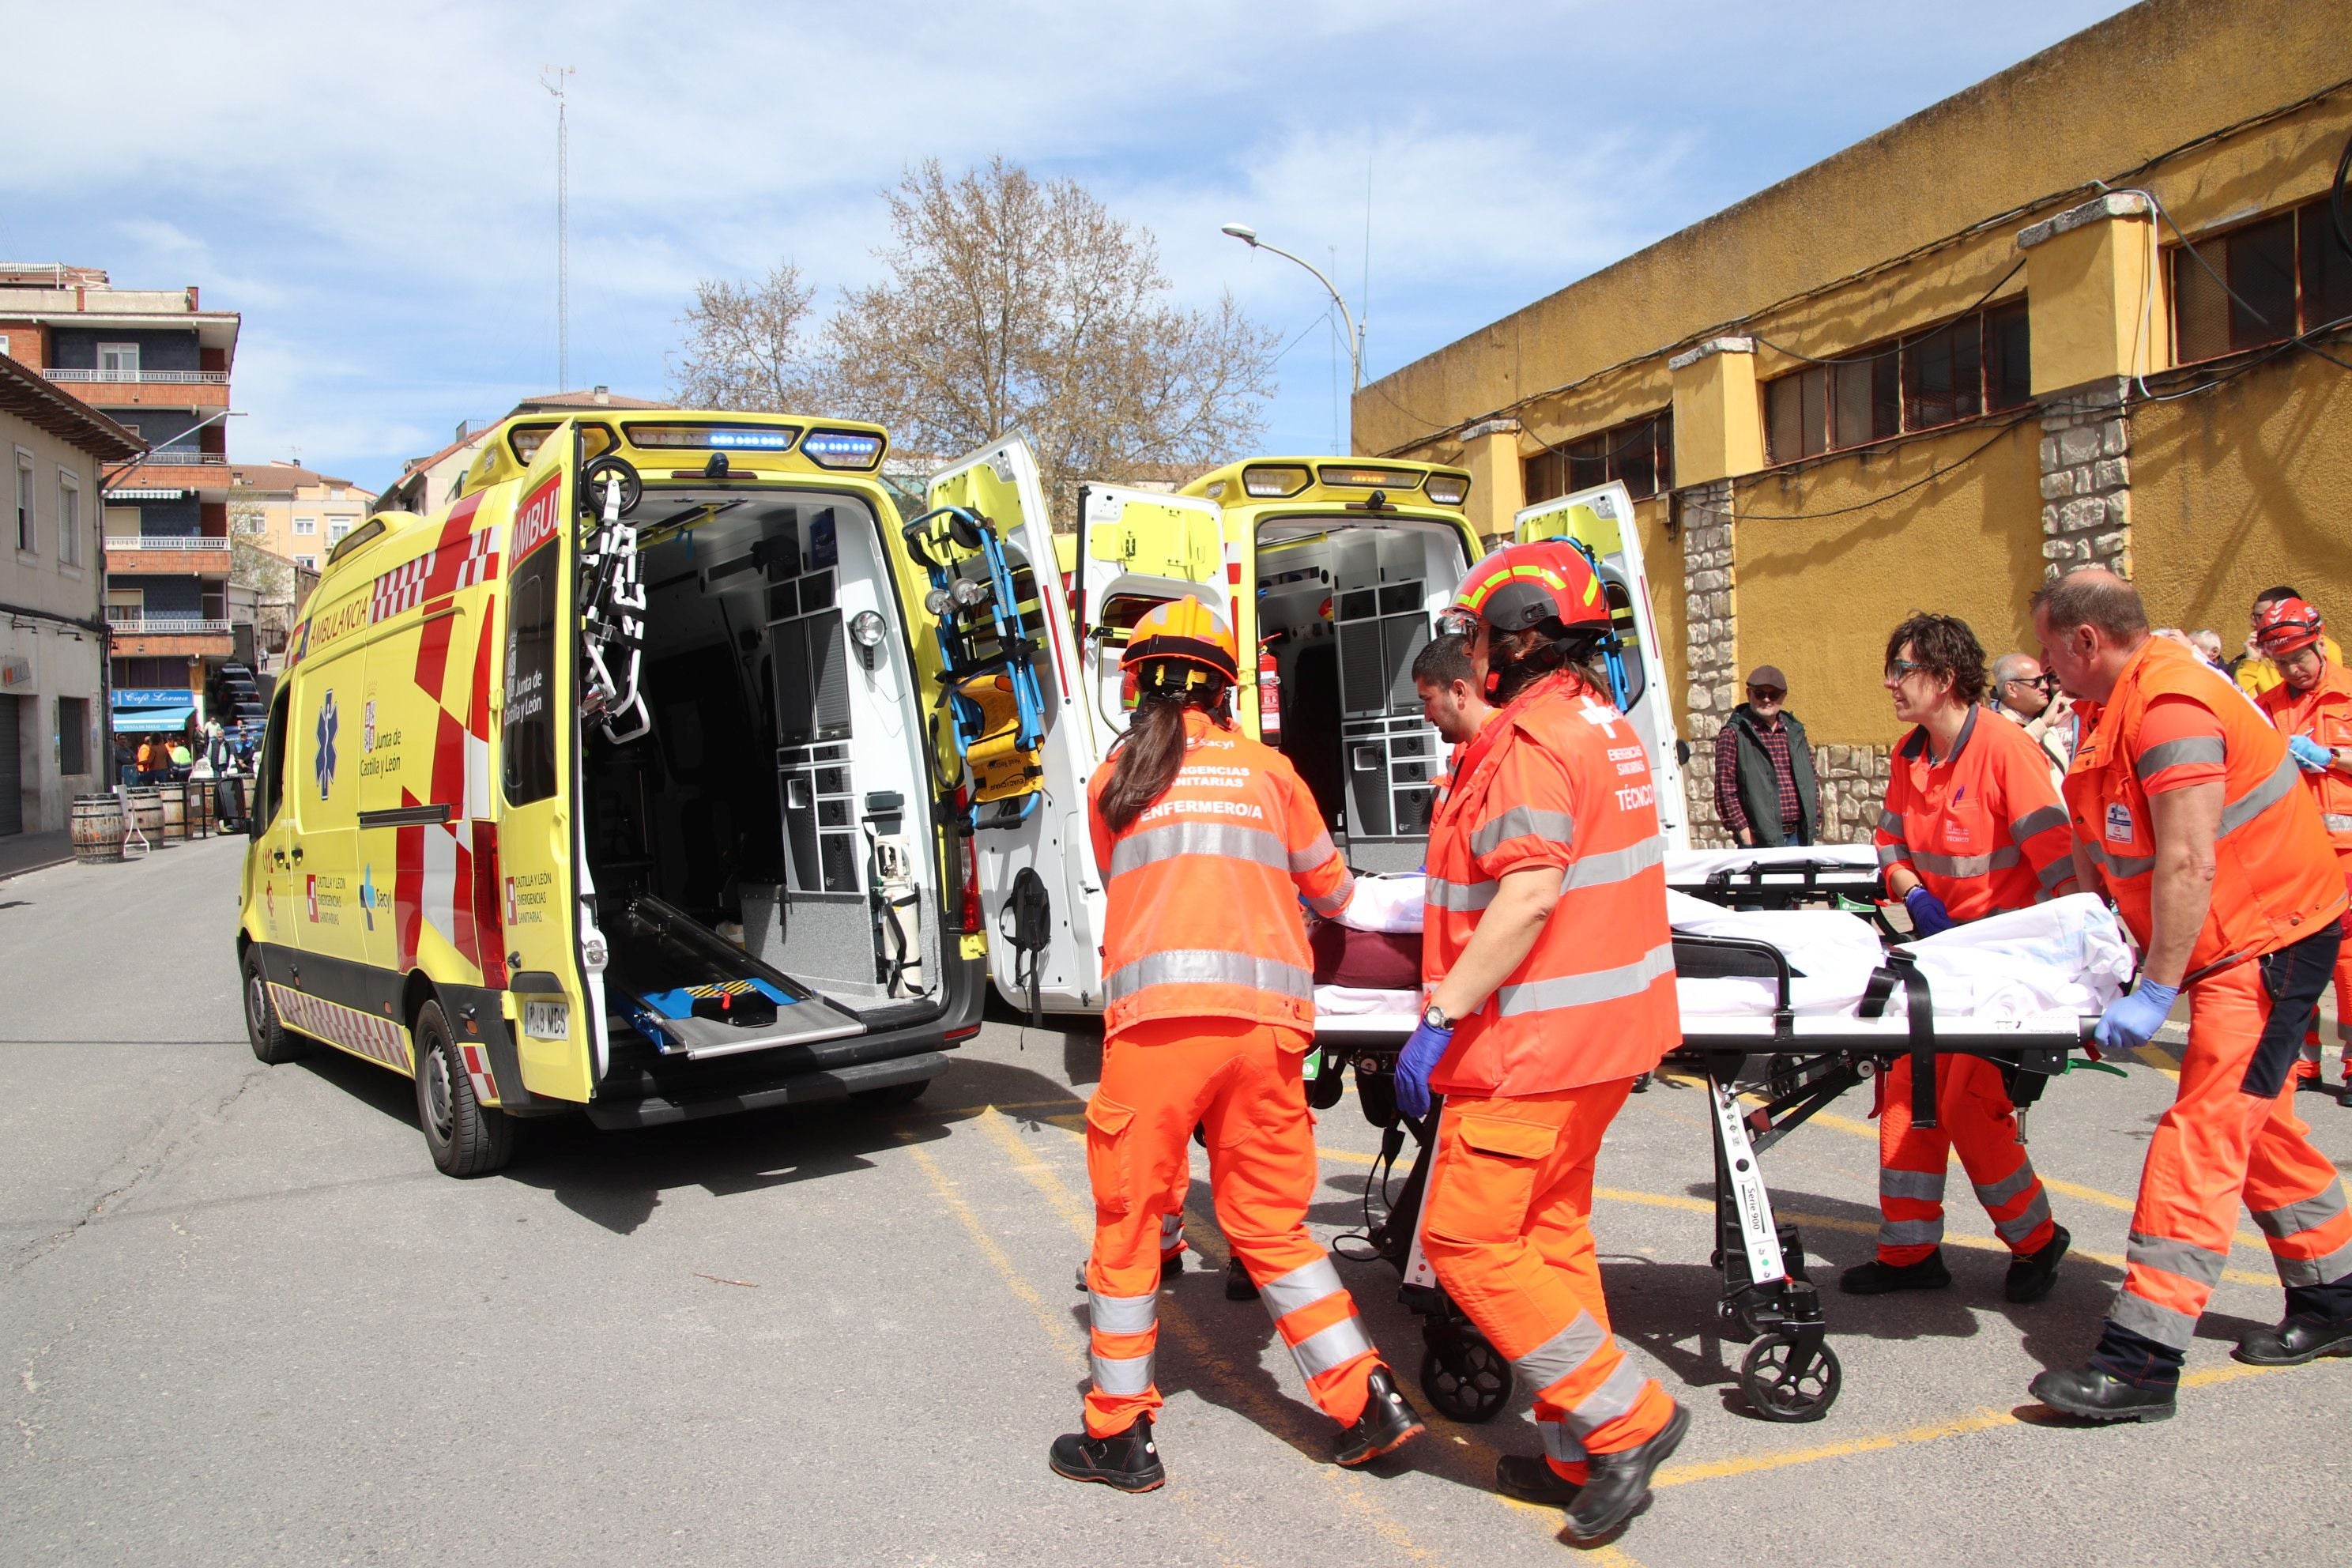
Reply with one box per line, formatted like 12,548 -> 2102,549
1434,608 -> 1479,640
1885,658 -> 1928,680
1747,685 -> 1784,700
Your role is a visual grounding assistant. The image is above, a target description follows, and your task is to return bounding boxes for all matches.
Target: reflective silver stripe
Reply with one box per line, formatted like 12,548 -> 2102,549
2011,805 -> 2068,842
1564,1356 -> 1650,1436
2081,841 -> 2156,880
1972,1163 -> 2037,1209
2325,812 -> 2352,833
1425,876 -> 1497,911
1880,1168 -> 1947,1202
2126,1231 -> 2227,1287
1535,1415 -> 1588,1464
1513,1311 -> 1608,1398
2136,736 -> 2226,780
1103,950 -> 1314,1002
2276,1236 -> 2352,1289
1494,941 -> 1675,1019
1471,806 -> 1575,856
1876,809 -> 1907,840
2338,1016 -> 2352,1044
2248,1188 -> 2347,1241
1091,1349 -> 1155,1396
1289,831 -> 1340,873
1257,1257 -> 1347,1323
1159,1213 -> 1185,1243
1090,1291 -> 1159,1336
1876,844 -> 1909,868
1879,1217 -> 1943,1246
1561,836 -> 1665,893
2302,1040 -> 2325,1064
2218,753 -> 2301,839
1909,845 -> 2023,879
1289,1314 -> 1375,1381
2108,1288 -> 2198,1351
2037,855 -> 2075,889
1307,873 -> 1356,917
1993,1189 -> 2053,1246
1112,821 -> 1287,877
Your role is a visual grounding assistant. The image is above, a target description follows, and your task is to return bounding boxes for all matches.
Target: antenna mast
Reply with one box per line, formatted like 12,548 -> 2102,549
541,66 -> 575,390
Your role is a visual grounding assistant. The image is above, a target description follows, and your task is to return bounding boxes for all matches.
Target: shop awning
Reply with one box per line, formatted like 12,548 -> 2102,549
113,706 -> 195,732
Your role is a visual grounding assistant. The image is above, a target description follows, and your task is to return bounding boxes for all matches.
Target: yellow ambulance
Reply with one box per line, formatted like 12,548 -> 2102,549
237,411 -> 1038,1174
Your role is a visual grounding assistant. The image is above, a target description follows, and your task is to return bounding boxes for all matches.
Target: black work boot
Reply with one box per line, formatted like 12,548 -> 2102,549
2004,1224 -> 2071,1304
1840,1250 -> 1953,1295
2028,1366 -> 2176,1423
2233,1314 -> 2352,1366
1565,1401 -> 1687,1541
1049,1414 -> 1167,1491
1494,1453 -> 1583,1506
1334,1366 -> 1426,1467
1224,1257 -> 1260,1301
1162,1250 -> 1185,1280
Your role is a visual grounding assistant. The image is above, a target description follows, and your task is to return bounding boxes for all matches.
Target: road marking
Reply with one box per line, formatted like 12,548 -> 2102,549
2133,1045 -> 2182,1079
895,1128 -> 1084,1365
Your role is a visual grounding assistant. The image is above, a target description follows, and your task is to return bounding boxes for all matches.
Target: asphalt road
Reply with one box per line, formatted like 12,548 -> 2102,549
4,838 -> 2348,1566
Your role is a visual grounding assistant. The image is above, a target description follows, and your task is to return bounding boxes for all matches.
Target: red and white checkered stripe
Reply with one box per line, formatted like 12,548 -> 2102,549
370,552 -> 436,623
458,1042 -> 500,1105
270,983 -> 412,1072
366,528 -> 503,625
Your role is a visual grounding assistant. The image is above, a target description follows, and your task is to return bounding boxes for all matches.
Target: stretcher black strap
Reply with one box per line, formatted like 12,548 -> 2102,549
1859,952 -> 1939,1129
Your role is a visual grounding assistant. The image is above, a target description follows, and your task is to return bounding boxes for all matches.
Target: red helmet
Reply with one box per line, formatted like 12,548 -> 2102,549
1448,540 -> 1612,635
1123,595 -> 1238,684
2254,596 -> 2325,658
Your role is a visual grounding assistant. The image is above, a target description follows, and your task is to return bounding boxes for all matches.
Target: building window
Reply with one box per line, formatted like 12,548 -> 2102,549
1765,299 -> 2031,464
0,334 -> 11,360
326,519 -> 350,545
2172,194 -> 2352,364
293,554 -> 318,571
1524,409 -> 1675,505
292,514 -> 317,535
58,696 -> 89,776
57,472 -> 81,566
14,450 -> 33,553
97,341 -> 141,377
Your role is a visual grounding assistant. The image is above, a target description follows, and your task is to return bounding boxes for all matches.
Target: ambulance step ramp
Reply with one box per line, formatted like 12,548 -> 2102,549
609,894 -> 868,1061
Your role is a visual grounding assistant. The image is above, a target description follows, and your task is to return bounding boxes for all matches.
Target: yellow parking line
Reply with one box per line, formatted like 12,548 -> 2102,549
2134,1045 -> 2182,1079
895,1129 -> 1084,1366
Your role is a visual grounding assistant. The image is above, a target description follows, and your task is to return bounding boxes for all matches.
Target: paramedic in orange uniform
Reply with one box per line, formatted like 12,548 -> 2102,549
1396,541 -> 1686,1543
2250,596 -> 2352,1100
1851,612 -> 2078,1302
2024,571 -> 2352,1423
1051,597 -> 1425,1491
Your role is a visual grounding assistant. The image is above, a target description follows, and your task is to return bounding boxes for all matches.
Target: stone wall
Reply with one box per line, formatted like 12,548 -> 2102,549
2037,375 -> 2132,579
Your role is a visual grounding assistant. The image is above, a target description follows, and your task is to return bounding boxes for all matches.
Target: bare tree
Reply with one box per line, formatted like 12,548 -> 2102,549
820,158 -> 1276,523
669,262 -> 820,410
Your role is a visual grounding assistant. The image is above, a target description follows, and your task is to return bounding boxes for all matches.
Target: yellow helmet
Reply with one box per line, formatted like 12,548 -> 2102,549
1123,596 -> 1239,686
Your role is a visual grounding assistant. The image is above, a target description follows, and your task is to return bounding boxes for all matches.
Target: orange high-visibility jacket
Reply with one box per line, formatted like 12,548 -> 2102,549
1088,709 -> 1353,1035
1875,705 -> 2076,921
2064,637 -> 2346,970
1422,672 -> 1677,1095
2258,658 -> 2352,854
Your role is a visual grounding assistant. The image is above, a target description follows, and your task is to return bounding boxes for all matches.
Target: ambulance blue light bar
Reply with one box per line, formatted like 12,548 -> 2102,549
800,429 -> 887,469
624,422 -> 803,451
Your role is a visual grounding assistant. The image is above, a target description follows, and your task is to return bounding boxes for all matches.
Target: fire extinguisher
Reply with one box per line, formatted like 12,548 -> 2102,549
1257,645 -> 1282,742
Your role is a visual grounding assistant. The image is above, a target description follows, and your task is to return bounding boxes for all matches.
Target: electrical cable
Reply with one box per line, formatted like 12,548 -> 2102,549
1731,411 -> 2039,522
1750,255 -> 2028,367
2334,126 -> 2352,262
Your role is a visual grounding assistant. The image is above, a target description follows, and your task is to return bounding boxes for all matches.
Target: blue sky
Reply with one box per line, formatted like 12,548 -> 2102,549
4,0 -> 2136,492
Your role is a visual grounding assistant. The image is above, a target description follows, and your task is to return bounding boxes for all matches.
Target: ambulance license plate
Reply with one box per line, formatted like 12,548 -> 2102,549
523,1001 -> 571,1040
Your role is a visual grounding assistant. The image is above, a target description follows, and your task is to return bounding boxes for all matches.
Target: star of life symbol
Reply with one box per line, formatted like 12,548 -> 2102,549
363,698 -> 376,755
315,690 -> 340,800
1577,699 -> 1623,739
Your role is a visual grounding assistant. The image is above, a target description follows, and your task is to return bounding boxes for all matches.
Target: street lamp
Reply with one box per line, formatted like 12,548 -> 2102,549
1221,221 -> 1363,392
99,407 -> 247,497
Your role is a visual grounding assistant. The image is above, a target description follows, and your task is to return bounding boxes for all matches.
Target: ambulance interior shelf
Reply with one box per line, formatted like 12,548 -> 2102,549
605,893 -> 866,1061
902,504 -> 1050,830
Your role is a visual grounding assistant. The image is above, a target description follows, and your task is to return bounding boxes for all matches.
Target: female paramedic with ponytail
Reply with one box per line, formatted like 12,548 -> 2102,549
1395,541 -> 1687,1544
1050,596 -> 1426,1491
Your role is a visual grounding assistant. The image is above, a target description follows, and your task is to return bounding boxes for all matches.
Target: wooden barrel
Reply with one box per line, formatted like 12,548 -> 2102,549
70,793 -> 123,864
158,787 -> 187,846
126,787 -> 166,849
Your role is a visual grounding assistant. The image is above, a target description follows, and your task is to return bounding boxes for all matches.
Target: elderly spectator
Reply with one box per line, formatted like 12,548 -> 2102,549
1988,651 -> 2075,779
2239,585 -> 2343,698
2191,629 -> 2227,667
1713,664 -> 1819,846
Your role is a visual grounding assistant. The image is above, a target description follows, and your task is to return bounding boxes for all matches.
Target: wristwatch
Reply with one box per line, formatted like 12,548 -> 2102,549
1421,1002 -> 1453,1031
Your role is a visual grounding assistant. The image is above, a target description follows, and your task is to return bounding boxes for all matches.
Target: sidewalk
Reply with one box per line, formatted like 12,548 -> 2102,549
0,829 -> 72,883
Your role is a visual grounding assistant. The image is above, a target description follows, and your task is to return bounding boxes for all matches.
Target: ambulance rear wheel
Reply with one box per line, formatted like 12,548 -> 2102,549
1419,1334 -> 1512,1423
1740,1332 -> 1840,1423
243,949 -> 307,1065
413,1001 -> 514,1178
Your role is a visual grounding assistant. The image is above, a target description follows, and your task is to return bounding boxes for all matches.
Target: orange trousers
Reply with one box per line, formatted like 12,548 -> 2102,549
2294,854 -> 2352,1082
1080,1016 -> 1380,1438
1875,1054 -> 2056,1265
2111,935 -> 2352,1356
1420,1080 -> 1674,1484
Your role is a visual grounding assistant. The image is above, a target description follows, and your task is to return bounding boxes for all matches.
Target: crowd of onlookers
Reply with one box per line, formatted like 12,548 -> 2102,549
116,718 -> 255,789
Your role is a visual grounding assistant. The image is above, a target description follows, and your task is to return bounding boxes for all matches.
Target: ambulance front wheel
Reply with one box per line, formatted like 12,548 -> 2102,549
243,949 -> 307,1065
413,1001 -> 514,1178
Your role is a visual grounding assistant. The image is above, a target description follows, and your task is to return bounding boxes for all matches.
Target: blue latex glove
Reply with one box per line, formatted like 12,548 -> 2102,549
2289,734 -> 2332,773
1904,885 -> 1956,937
1393,1018 -> 1454,1121
2094,979 -> 2180,1055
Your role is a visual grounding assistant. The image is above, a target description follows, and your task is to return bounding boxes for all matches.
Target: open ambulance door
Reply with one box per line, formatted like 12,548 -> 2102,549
922,439 -> 1105,1013
1072,483 -> 1231,744
1514,481 -> 1691,851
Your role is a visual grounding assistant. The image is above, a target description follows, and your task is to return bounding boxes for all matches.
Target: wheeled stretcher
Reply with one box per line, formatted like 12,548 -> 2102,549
1310,869 -> 2122,1425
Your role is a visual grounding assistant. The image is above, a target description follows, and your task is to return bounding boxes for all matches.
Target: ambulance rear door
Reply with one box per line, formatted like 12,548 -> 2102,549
1072,482 -> 1230,744
924,438 -> 1105,1012
1514,480 -> 1690,850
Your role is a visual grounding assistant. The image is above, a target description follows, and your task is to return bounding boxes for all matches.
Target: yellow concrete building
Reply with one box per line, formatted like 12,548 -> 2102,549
1357,0 -> 2352,842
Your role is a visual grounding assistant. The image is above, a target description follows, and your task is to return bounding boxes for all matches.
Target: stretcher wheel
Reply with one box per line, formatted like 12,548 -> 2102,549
1419,1335 -> 1512,1423
1739,1332 -> 1840,1422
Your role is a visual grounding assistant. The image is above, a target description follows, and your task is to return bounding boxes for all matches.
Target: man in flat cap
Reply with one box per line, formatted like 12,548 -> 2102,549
1713,664 -> 1819,846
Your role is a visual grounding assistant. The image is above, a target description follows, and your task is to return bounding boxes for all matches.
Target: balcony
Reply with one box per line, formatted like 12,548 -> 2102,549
111,448 -> 232,490
40,367 -> 232,413
104,535 -> 233,575
105,616 -> 235,658
107,615 -> 231,635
